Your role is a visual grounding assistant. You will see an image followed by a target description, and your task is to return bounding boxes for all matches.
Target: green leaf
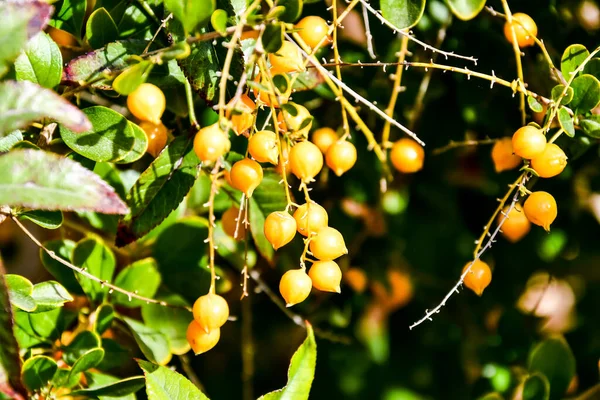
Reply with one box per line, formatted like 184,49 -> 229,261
557,107 -> 575,137
291,69 -> 325,92
40,240 -> 83,295
64,331 -> 102,365
109,1 -> 153,40
0,150 -> 128,214
249,170 -> 288,264
17,210 -> 63,229
21,356 -> 57,392
71,375 -> 145,398
165,0 -> 216,33
523,373 -> 550,400
446,0 -> 486,20
263,23 -> 284,54
527,96 -> 544,113
258,323 -> 316,400
61,106 -> 137,163
30,281 -> 73,313
580,115 -> 600,138
5,275 -> 36,312
561,44 -> 589,80
13,308 -> 74,348
583,58 -> 600,80
112,61 -> 154,95
211,9 -> 229,35
94,304 -> 115,335
528,336 -> 576,399
0,1 -> 52,78
569,74 -> 600,113
477,394 -> 504,400
116,122 -> 150,164
116,135 -> 200,246
278,0 -> 303,23
380,0 -> 426,29
122,317 -> 171,366
0,130 -> 24,152
138,359 -> 210,399
14,32 -> 62,89
153,217 -> 210,303
51,0 -> 87,38
98,338 -> 133,371
69,348 -> 105,380
72,238 -> 116,303
86,8 -> 120,49
0,270 -> 26,397
141,294 -> 192,355
51,367 -> 81,389
0,80 -> 91,135
113,258 -> 161,307
550,85 -> 574,105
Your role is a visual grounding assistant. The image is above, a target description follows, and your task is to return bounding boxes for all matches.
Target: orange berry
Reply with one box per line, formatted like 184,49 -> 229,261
462,260 -> 492,296
289,141 -> 323,181
228,94 -> 255,135
311,127 -> 338,153
512,126 -> 546,159
230,158 -> 263,197
221,206 -> 245,240
491,137 -> 521,172
523,191 -> 557,231
139,121 -> 168,158
371,269 -> 413,311
390,138 -> 424,173
344,267 -> 367,293
127,83 -> 165,124
504,13 -> 538,48
293,202 -> 328,236
248,130 -> 279,165
269,41 -> 305,74
253,70 -> 290,107
187,320 -> 220,355
309,227 -> 347,261
498,204 -> 531,243
326,141 -> 357,176
193,123 -> 231,162
264,211 -> 297,250
295,16 -> 331,50
308,260 -> 342,293
241,29 -> 260,40
531,143 -> 567,178
279,268 -> 312,307
277,103 -> 313,137
192,294 -> 229,333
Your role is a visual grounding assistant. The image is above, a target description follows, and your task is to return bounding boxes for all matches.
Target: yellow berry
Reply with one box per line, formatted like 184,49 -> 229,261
504,13 -> 538,48
253,70 -> 290,107
192,294 -> 229,333
531,143 -> 567,178
390,139 -> 424,173
326,141 -> 357,176
279,268 -> 312,307
248,130 -> 279,165
311,127 -> 338,153
498,204 -> 530,243
193,123 -> 231,163
230,158 -> 263,197
289,141 -> 323,181
277,103 -> 313,138
127,83 -> 165,124
523,191 -> 557,231
228,94 -> 255,135
222,206 -> 245,240
512,126 -> 546,159
462,260 -> 492,296
293,202 -> 328,236
269,41 -> 305,74
295,16 -> 331,50
264,211 -> 297,250
187,320 -> 220,355
308,260 -> 342,293
491,137 -> 521,173
139,121 -> 168,158
309,227 -> 347,261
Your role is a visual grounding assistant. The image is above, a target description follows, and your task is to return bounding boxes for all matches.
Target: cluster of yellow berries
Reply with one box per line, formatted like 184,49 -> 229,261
127,83 -> 169,158
187,293 -> 230,355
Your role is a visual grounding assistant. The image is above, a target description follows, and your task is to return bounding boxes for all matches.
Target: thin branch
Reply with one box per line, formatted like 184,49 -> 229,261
8,214 -> 191,311
361,2 -> 377,59
431,138 -> 498,155
381,34 -> 409,150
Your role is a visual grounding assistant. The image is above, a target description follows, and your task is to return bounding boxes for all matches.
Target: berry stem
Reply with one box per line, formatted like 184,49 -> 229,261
331,0 -> 351,139
431,138 -> 498,156
184,77 -> 199,129
381,34 -> 409,152
208,161 -> 222,295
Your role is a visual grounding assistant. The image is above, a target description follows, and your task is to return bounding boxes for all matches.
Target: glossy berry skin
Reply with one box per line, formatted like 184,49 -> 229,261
390,139 -> 424,173
531,143 -> 567,178
269,41 -> 305,74
308,260 -> 342,293
309,227 -> 348,261
312,127 -> 338,153
289,141 -> 323,182
192,294 -> 229,333
139,121 -> 168,158
228,94 -> 255,135
462,260 -> 492,296
230,158 -> 263,197
264,211 -> 297,250
326,141 -> 357,176
524,191 -> 557,231
279,269 -> 312,307
127,83 -> 166,124
277,103 -> 313,138
295,16 -> 331,50
498,204 -> 530,243
504,13 -> 538,48
222,206 -> 245,240
193,123 -> 231,163
512,126 -> 546,159
491,137 -> 521,172
344,267 -> 367,293
187,320 -> 220,355
248,130 -> 278,165
253,70 -> 290,107
293,202 -> 328,236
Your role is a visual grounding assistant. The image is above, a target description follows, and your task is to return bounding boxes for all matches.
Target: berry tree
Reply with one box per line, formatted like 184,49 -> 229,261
0,0 -> 599,398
